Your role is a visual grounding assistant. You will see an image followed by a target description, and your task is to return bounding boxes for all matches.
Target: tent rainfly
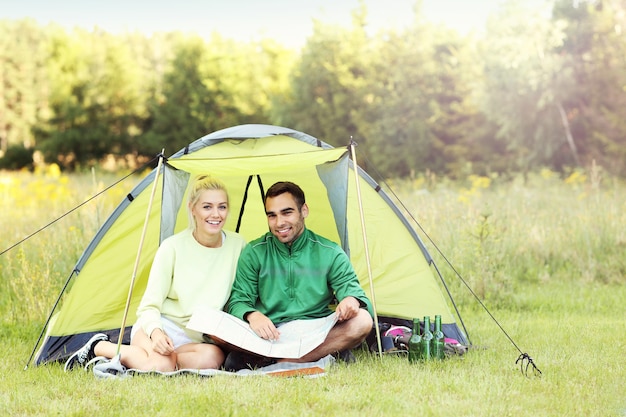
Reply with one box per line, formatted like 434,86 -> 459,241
32,124 -> 468,366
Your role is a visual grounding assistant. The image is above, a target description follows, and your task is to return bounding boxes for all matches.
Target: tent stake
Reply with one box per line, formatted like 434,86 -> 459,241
349,140 -> 383,359
116,150 -> 165,356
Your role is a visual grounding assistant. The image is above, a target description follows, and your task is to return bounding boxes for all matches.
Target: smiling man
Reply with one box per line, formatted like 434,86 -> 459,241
225,181 -> 373,370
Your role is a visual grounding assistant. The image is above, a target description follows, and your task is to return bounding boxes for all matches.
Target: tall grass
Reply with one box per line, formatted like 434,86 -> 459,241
0,166 -> 143,324
385,169 -> 626,309
1,166 -> 625,416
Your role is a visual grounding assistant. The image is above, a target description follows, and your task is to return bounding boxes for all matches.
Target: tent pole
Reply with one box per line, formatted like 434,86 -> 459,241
116,150 -> 165,356
349,140 -> 383,359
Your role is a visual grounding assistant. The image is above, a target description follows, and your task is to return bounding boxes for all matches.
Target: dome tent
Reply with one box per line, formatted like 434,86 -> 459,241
31,124 -> 468,366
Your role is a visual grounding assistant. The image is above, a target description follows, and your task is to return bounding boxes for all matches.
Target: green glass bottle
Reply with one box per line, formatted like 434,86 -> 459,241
408,318 -> 422,363
420,316 -> 433,360
432,315 -> 445,360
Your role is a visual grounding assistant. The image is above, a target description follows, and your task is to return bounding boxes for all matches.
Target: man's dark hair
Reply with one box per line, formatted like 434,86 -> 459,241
265,181 -> 306,210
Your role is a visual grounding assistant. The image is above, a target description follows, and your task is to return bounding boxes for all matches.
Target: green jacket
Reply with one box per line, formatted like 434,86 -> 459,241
228,228 -> 373,324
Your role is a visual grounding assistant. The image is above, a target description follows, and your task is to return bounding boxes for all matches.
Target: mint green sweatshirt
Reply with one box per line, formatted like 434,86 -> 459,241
137,228 -> 246,342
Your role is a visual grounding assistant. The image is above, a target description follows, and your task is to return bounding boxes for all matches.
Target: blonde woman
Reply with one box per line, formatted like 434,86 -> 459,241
65,175 -> 246,372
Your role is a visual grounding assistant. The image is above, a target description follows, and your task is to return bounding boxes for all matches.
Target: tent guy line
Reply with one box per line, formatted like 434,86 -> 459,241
356,150 -> 542,377
2,155 -> 161,258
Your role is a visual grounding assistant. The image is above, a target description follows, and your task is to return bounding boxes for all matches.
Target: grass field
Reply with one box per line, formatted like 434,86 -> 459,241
1,166 -> 625,416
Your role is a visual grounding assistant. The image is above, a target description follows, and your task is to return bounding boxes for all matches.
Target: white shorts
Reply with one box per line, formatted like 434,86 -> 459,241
131,316 -> 195,349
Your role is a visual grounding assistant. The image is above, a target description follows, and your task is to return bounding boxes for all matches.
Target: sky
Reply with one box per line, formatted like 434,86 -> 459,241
2,0 -> 508,48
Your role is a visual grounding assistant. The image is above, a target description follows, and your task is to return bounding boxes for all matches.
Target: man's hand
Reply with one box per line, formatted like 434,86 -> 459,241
149,328 -> 175,355
335,296 -> 361,322
247,311 -> 281,341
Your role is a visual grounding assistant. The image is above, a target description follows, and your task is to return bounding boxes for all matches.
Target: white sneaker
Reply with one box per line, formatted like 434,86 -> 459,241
63,333 -> 109,372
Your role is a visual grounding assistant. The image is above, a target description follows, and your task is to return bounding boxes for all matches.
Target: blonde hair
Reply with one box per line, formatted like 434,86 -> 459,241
187,174 -> 229,229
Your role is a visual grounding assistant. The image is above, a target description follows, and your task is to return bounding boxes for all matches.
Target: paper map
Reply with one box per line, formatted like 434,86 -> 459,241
187,306 -> 338,359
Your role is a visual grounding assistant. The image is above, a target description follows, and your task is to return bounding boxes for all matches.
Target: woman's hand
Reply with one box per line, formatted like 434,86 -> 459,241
149,328 -> 175,355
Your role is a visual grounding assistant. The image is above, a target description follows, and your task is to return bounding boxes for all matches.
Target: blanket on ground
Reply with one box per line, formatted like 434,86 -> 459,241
91,354 -> 335,379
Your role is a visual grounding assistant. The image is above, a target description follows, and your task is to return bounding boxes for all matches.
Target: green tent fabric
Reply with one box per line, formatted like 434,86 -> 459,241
32,124 -> 467,365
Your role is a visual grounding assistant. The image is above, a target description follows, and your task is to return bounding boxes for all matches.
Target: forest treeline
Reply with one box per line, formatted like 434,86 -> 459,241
1,0 -> 625,178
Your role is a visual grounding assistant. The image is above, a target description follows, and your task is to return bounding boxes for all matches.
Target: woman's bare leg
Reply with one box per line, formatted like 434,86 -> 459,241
175,343 -> 225,369
94,329 -> 177,372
